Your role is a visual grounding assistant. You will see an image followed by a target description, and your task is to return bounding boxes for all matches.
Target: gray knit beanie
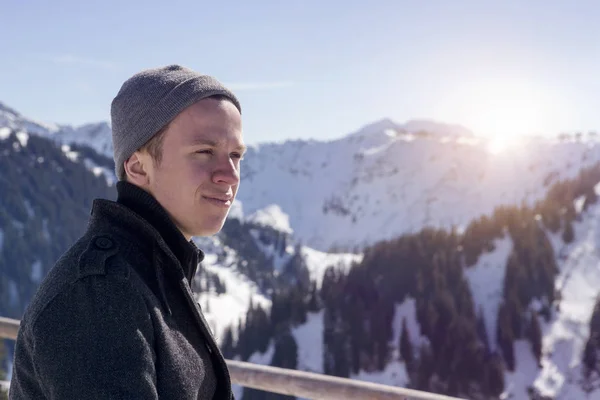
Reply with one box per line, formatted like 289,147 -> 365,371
111,64 -> 241,180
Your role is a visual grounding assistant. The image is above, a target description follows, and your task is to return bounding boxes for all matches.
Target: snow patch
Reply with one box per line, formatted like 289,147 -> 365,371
23,200 -> 34,218
292,311 -> 324,373
247,204 -> 293,234
9,280 -> 18,305
0,127 -> 10,140
249,228 -> 293,272
15,131 -> 28,146
301,247 -> 362,288
574,195 -> 586,214
82,159 -> 116,186
502,340 -> 543,399
196,252 -> 271,343
465,235 -> 514,350
61,144 -> 79,162
391,298 -> 422,351
31,260 -> 43,283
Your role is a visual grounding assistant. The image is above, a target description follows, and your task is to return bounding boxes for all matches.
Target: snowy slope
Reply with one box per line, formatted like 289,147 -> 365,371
241,294 -> 419,395
238,125 -> 600,251
527,186 -> 600,399
459,183 -> 600,399
190,221 -> 362,400
56,122 -> 113,157
191,205 -> 360,344
465,236 -> 514,353
230,181 -> 600,399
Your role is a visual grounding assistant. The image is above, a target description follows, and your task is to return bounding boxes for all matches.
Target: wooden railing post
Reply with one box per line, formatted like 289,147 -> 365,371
0,317 -> 19,341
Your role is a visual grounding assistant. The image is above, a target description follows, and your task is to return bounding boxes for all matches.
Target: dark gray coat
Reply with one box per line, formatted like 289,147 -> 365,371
9,194 -> 233,399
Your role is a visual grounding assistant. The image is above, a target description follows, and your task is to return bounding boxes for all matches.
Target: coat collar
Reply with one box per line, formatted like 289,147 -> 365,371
114,181 -> 203,282
87,195 -> 198,284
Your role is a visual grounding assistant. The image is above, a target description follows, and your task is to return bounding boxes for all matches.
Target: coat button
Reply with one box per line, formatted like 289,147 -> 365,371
94,237 -> 114,250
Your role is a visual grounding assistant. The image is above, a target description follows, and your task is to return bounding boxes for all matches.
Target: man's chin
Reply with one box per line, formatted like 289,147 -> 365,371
191,220 -> 227,238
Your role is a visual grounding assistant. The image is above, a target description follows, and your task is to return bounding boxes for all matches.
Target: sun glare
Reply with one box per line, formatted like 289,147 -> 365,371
468,82 -> 547,137
486,137 -> 508,155
447,80 -> 559,153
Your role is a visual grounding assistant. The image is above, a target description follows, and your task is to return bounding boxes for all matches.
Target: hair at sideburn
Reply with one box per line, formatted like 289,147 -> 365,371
140,124 -> 168,166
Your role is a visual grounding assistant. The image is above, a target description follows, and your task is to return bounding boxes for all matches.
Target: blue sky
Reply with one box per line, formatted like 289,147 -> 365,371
2,0 -> 599,144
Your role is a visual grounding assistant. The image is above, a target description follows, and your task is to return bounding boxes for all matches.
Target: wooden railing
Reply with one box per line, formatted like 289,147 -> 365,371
0,316 -> 464,399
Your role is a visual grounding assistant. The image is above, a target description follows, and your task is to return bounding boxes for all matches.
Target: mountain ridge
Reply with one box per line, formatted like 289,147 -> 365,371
4,100 -> 600,253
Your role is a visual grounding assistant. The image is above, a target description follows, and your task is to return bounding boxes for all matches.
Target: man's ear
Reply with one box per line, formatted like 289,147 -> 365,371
123,151 -> 151,186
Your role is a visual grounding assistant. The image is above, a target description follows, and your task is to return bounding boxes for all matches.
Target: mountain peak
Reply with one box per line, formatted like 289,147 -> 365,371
0,101 -> 21,117
402,119 -> 474,137
348,118 -> 400,138
344,118 -> 474,146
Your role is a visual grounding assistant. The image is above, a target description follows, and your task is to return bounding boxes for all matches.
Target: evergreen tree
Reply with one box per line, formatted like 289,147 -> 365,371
323,305 -> 337,375
323,305 -> 351,378
583,337 -> 597,375
271,331 -> 298,370
483,353 -> 505,397
562,218 -> 575,244
583,186 -> 599,211
399,317 -> 414,367
306,280 -> 321,312
476,306 -> 490,354
497,304 -> 516,371
289,285 -> 307,325
582,295 -> 600,376
416,342 -> 434,391
282,243 -> 310,291
253,304 -> 272,354
510,298 -> 524,339
221,326 -> 235,359
529,313 -> 542,367
237,302 -> 272,360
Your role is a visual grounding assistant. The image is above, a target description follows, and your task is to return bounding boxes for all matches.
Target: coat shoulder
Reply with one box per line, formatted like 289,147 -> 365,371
19,231 -> 133,335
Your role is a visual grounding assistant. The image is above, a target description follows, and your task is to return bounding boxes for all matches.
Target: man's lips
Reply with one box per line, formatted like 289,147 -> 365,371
202,195 -> 232,207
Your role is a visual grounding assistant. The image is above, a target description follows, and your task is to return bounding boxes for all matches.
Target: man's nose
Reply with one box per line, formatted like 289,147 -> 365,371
212,156 -> 240,186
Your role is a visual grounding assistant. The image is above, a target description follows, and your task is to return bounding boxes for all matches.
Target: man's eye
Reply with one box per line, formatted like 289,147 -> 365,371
196,149 -> 213,155
231,152 -> 244,160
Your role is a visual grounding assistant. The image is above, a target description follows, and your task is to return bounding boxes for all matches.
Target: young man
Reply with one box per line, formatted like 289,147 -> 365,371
9,65 -> 244,399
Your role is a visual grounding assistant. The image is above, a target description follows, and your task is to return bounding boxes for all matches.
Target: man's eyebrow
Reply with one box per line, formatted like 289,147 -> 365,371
189,138 -> 218,146
189,138 -> 246,152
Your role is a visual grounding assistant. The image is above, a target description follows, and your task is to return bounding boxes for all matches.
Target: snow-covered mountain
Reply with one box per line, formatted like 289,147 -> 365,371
0,101 -> 112,162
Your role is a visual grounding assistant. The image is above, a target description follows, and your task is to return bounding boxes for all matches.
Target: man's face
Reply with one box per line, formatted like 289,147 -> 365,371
143,98 -> 244,239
